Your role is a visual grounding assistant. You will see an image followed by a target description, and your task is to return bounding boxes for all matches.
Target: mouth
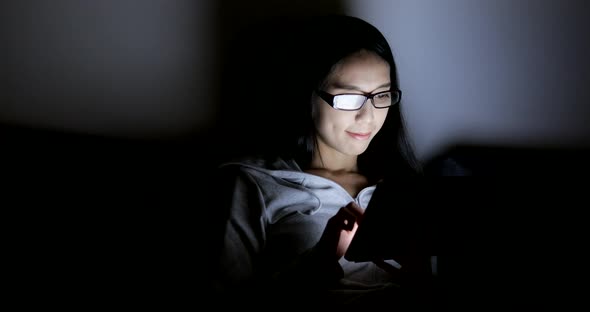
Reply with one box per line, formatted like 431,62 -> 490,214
346,131 -> 372,140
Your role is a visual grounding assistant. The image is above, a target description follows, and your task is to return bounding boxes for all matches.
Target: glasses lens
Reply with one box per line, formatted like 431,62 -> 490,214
333,95 -> 367,110
373,91 -> 394,107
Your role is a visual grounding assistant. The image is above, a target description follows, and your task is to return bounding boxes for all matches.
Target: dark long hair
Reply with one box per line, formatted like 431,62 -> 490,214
282,15 -> 421,180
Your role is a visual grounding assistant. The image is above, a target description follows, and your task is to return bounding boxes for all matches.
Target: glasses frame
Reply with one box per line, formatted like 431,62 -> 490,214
316,89 -> 402,111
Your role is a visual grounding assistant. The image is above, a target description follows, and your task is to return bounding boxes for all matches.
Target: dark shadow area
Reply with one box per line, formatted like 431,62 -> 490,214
211,1 -> 348,165
1,122 -> 208,307
2,1 -> 350,307
213,16 -> 309,162
424,143 -> 590,176
415,143 -> 590,309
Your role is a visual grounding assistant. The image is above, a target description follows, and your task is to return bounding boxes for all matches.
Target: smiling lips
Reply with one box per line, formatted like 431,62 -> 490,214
346,131 -> 372,140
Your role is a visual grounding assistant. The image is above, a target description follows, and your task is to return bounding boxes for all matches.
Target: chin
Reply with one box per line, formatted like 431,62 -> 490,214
349,145 -> 370,156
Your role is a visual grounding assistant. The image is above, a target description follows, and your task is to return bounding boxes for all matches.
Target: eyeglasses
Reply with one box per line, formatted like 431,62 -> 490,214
316,89 -> 401,111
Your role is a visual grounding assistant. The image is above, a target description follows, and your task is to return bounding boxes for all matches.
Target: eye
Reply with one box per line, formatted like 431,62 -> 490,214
375,92 -> 391,99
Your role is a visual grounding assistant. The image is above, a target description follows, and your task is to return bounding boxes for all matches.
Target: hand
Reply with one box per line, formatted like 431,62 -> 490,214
316,201 -> 364,261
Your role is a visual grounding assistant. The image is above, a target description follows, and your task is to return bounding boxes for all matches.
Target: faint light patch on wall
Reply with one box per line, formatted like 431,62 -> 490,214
1,0 -> 216,138
347,0 -> 590,160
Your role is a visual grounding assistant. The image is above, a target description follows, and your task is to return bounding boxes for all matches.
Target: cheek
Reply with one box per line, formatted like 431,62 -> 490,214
314,104 -> 340,130
374,111 -> 389,131
319,112 -> 351,133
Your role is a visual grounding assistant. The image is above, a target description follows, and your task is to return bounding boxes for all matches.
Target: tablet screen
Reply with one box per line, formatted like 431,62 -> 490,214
344,179 -> 437,262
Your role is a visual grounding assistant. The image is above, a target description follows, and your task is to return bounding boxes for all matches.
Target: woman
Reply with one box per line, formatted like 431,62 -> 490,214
212,15 -> 430,307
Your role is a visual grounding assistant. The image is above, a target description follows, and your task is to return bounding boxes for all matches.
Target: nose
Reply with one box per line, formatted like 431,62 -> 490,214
355,99 -> 375,123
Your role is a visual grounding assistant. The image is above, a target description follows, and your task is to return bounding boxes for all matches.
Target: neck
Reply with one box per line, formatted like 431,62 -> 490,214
310,150 -> 358,173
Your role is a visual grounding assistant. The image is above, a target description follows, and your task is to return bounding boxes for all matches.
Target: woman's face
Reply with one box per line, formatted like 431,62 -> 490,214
312,50 -> 391,158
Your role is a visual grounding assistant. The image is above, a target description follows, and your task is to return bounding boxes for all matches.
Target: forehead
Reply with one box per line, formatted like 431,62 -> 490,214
323,51 -> 390,87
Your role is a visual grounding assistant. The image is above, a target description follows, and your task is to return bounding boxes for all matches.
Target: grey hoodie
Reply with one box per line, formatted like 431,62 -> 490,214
216,156 -> 402,297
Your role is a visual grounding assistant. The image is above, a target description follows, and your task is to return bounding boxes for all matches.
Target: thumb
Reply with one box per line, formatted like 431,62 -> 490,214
343,201 -> 364,223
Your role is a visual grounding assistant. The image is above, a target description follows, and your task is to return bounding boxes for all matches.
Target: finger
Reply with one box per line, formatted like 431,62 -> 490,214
339,202 -> 363,231
373,258 -> 402,278
342,201 -> 364,223
333,202 -> 364,231
338,208 -> 357,231
327,207 -> 355,231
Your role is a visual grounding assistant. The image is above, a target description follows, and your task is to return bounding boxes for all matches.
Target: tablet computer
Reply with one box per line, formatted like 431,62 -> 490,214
344,179 -> 438,262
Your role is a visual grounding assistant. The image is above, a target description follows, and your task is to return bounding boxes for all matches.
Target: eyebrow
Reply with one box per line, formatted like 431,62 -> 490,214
331,82 -> 392,92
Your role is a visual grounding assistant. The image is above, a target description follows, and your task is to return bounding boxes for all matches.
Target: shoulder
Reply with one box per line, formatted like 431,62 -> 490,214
216,156 -> 324,219
215,155 -> 306,190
